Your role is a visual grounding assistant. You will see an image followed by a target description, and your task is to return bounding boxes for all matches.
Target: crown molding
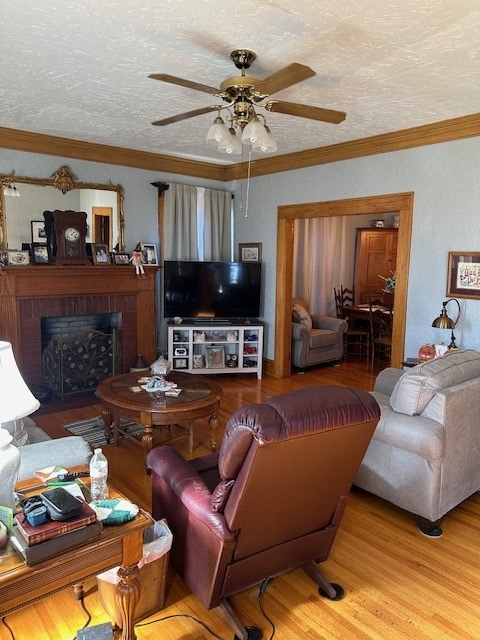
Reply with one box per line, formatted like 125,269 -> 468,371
1,113 -> 479,183
224,113 -> 480,180
0,126 -> 228,182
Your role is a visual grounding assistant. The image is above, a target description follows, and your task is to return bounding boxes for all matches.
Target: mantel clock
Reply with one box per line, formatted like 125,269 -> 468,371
43,210 -> 90,265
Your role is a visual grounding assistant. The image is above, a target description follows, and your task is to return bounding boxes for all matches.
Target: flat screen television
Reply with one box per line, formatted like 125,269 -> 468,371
163,260 -> 261,320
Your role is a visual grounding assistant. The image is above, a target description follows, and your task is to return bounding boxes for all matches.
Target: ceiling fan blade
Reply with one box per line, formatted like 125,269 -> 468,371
152,106 -> 218,126
148,73 -> 219,95
254,63 -> 315,96
265,100 -> 346,124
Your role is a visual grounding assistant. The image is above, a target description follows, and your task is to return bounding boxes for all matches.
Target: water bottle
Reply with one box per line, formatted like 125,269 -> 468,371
89,447 -> 109,501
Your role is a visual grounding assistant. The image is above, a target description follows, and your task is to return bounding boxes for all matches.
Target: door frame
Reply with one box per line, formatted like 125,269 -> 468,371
273,192 -> 414,378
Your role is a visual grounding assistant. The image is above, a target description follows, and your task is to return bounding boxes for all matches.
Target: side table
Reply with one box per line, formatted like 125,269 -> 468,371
1,472 -> 153,640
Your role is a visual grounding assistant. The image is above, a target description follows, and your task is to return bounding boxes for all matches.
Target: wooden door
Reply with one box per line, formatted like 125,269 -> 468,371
354,228 -> 398,304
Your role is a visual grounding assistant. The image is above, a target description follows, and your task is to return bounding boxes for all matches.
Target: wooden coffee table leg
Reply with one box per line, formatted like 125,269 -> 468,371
209,410 -> 219,452
102,410 -> 113,443
115,563 -> 141,640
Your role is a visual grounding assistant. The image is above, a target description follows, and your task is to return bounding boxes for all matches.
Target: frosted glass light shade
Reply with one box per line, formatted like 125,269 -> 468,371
241,119 -> 268,144
252,128 -> 277,153
206,117 -> 230,146
0,341 -> 40,423
218,128 -> 243,155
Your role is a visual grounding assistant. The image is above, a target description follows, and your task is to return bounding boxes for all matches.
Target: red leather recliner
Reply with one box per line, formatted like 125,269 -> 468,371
147,385 -> 380,639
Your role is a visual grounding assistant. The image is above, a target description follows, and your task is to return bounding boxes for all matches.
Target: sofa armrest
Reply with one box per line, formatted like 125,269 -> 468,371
373,367 -> 404,397
311,315 -> 347,335
292,321 -> 308,340
18,436 -> 92,481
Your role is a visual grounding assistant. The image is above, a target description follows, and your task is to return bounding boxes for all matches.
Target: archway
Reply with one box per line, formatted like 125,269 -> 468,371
273,192 -> 414,378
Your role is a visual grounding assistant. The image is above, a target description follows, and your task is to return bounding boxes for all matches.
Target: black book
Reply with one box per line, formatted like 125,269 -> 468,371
10,520 -> 103,566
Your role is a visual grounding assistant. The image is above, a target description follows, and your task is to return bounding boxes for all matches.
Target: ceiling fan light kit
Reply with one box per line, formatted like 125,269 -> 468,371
150,49 -> 346,156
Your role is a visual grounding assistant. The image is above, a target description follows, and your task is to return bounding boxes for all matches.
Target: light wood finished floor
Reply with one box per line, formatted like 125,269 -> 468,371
2,359 -> 480,640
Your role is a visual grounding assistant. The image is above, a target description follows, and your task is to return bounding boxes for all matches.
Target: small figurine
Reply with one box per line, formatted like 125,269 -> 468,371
129,241 -> 145,276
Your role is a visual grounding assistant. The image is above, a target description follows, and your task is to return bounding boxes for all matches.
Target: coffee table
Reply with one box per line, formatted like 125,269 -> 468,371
0,473 -> 153,640
96,371 -> 223,466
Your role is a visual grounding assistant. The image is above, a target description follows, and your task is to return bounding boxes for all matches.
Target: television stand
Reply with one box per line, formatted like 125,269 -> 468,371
168,322 -> 263,379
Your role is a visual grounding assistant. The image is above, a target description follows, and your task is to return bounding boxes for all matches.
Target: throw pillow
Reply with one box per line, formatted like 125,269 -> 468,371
292,304 -> 312,331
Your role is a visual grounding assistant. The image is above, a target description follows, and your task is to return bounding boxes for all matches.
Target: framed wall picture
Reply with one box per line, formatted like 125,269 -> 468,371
31,220 -> 47,244
32,243 -> 49,264
113,252 -> 130,265
447,252 -> 480,299
239,242 -> 262,263
92,243 -> 110,265
7,250 -> 30,266
141,243 -> 158,266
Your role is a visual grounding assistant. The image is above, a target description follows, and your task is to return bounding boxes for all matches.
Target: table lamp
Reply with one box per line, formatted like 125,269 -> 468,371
0,341 -> 40,513
431,298 -> 461,350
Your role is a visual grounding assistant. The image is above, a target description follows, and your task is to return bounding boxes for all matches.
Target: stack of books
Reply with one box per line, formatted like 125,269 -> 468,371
11,500 -> 102,566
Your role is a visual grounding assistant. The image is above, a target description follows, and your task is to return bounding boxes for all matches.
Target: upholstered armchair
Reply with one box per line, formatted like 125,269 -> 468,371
355,349 -> 480,536
147,385 -> 380,639
292,297 -> 347,369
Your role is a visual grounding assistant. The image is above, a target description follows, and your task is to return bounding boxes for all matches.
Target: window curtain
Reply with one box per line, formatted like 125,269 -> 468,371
163,184 -> 198,260
293,216 -> 349,316
163,183 -> 232,261
202,188 -> 232,261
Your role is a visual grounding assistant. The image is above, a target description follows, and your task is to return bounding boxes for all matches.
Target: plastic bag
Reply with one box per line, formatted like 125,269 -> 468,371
97,519 -> 172,584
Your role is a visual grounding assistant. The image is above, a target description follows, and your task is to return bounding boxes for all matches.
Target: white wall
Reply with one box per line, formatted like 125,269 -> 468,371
233,137 -> 480,359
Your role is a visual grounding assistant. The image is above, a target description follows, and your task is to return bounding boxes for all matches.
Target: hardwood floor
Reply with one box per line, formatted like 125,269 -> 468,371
2,358 -> 480,640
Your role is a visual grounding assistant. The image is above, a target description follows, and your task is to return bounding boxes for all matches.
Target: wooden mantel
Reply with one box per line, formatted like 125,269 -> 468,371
0,266 -> 157,387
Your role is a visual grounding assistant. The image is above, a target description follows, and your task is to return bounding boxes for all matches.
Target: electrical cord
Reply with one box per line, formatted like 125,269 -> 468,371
136,578 -> 277,640
258,577 -> 276,640
136,613 -> 228,639
1,617 -> 15,640
72,592 -> 92,640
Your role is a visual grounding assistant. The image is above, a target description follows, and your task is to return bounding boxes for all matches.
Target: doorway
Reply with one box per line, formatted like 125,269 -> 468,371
92,206 -> 113,249
273,192 -> 414,378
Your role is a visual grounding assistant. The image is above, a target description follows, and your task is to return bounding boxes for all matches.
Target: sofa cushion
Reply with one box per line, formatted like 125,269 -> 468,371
390,349 -> 480,416
292,303 -> 312,332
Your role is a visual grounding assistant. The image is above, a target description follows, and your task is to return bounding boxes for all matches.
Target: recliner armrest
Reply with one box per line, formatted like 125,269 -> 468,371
147,447 -> 235,541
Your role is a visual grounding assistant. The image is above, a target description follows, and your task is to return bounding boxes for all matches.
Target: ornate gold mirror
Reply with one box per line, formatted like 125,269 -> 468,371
0,165 -> 125,252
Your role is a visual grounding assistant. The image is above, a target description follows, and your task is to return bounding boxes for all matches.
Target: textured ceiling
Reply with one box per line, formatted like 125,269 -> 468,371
1,0 -> 479,165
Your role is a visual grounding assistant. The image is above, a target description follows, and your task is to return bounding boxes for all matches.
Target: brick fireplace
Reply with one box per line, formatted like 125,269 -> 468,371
0,266 -> 157,390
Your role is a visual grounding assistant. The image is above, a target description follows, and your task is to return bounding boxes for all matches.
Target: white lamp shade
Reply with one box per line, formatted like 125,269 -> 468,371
218,129 -> 243,155
252,129 -> 278,153
241,119 -> 268,144
206,118 -> 230,146
0,341 -> 40,423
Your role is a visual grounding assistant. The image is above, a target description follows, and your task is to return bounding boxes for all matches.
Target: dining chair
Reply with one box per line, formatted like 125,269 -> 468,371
369,297 -> 393,370
334,286 -> 370,363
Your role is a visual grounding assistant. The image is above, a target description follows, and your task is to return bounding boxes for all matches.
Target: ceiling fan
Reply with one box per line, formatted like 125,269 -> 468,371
149,49 -> 346,154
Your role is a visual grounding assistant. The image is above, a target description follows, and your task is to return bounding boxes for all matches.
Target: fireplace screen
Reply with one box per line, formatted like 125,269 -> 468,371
43,329 -> 120,397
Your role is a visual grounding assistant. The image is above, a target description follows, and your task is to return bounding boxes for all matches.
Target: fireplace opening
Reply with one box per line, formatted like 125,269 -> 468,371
41,312 -> 122,397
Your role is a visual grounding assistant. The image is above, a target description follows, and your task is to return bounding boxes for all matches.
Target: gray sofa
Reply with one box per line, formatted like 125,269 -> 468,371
354,349 -> 480,536
5,417 -> 92,481
292,297 -> 347,369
